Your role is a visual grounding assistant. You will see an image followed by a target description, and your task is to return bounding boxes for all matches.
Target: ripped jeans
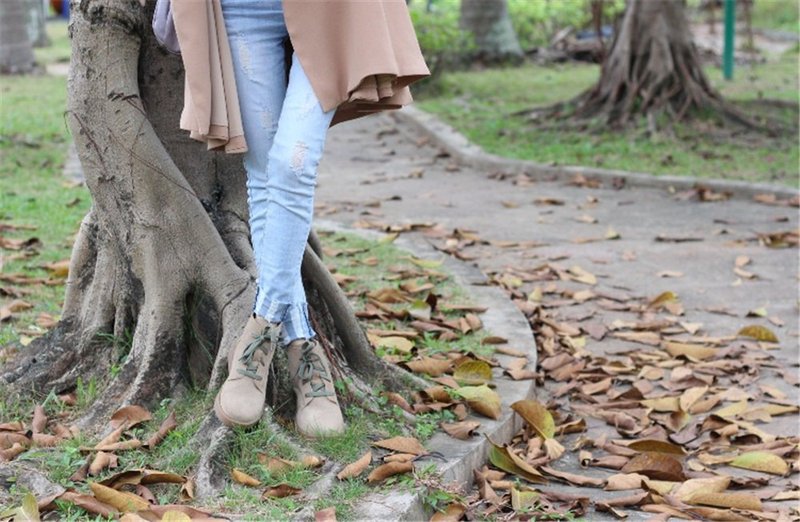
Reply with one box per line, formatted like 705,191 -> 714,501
221,0 -> 335,344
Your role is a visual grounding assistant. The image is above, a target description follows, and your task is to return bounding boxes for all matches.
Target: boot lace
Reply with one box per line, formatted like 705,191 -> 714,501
295,341 -> 334,399
237,325 -> 279,380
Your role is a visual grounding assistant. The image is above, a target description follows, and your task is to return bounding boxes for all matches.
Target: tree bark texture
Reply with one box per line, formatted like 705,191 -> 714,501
0,0 -> 405,451
28,0 -> 52,48
0,0 -> 36,74
459,0 -> 523,64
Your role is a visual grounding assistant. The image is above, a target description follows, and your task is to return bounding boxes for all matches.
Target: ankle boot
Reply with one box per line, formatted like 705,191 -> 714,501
214,315 -> 280,427
286,338 -> 345,437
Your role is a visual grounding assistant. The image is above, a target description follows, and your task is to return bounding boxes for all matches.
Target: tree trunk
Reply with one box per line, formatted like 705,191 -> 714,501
0,0 -> 409,498
0,0 -> 36,74
460,0 -> 523,64
28,0 -> 51,48
532,0 -> 757,130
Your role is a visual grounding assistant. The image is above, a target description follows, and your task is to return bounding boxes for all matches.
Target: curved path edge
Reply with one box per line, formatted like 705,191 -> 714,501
392,106 -> 799,200
315,219 -> 538,522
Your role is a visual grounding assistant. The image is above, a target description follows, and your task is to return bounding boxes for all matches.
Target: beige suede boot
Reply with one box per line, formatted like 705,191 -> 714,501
214,315 -> 280,428
287,338 -> 345,437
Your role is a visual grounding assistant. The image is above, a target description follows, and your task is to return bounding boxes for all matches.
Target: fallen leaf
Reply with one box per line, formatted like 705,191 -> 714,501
315,507 -> 337,522
53,491 -> 118,518
231,468 -> 261,487
110,405 -> 152,429
567,266 -> 597,285
159,512 -> 191,522
511,400 -> 555,439
372,436 -> 426,455
456,385 -> 502,419
687,492 -> 762,511
453,360 -> 492,385
430,502 -> 466,522
337,450 -> 372,480
673,476 -> 730,502
89,451 -> 118,476
604,473 -> 648,491
663,341 -> 717,360
402,357 -> 452,377
262,484 -> 302,498
366,461 -> 413,484
541,466 -> 604,487
143,411 -> 177,449
627,439 -> 685,455
737,325 -> 778,343
621,452 -> 685,481
486,437 -> 547,484
441,421 -> 480,440
89,482 -> 149,512
730,451 -> 789,475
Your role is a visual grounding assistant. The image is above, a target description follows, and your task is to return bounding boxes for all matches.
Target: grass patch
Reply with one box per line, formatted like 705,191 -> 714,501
417,51 -> 799,185
1,20 -> 88,349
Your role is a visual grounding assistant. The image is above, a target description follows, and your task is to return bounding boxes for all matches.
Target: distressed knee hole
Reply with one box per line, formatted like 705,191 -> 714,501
237,39 -> 252,78
290,141 -> 309,176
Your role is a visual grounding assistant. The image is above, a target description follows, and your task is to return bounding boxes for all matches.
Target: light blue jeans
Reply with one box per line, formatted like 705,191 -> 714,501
221,0 -> 335,344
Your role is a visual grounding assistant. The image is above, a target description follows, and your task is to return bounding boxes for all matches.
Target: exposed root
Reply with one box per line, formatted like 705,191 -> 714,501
191,412 -> 233,500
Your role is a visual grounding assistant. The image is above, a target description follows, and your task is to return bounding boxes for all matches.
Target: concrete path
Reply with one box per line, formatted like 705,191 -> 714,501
316,111 -> 799,517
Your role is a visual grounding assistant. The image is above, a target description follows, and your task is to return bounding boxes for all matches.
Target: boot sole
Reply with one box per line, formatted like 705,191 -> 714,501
214,391 -> 260,428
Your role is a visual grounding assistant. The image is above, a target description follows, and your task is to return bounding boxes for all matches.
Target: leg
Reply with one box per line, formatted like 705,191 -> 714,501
221,0 -> 288,307
213,0 -> 288,428
254,52 -> 335,343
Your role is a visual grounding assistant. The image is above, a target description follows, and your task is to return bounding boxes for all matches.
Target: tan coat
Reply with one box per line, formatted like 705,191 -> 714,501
171,0 -> 430,153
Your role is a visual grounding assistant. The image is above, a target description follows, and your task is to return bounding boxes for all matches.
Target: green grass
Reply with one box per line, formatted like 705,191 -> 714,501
750,0 -> 800,34
0,20 -> 88,348
417,51 -> 799,186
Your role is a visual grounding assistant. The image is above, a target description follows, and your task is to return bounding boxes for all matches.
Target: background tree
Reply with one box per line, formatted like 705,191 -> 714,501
522,0 -> 759,130
27,0 -> 52,48
0,0 -> 416,497
0,0 -> 36,74
460,0 -> 523,64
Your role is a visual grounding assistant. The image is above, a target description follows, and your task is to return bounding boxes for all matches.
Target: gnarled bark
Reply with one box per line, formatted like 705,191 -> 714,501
0,0 -> 408,497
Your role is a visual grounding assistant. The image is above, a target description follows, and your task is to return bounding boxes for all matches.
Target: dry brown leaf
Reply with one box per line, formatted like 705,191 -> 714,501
627,439 -> 685,455
98,469 -> 186,489
383,453 -> 416,463
621,452 -> 685,481
56,491 -> 119,518
110,405 -> 152,429
441,420 -> 480,440
673,476 -> 730,502
89,482 -> 150,513
337,450 -> 372,480
486,437 -> 547,484
604,473 -> 648,491
688,492 -> 762,511
457,385 -> 502,420
541,466 -> 604,487
402,356 -> 452,377
366,461 -> 414,484
429,502 -> 466,522
88,451 -> 118,476
663,341 -> 717,360
0,442 -> 27,462
372,436 -> 426,455
258,455 -> 300,474
262,484 -> 302,498
143,410 -> 177,449
231,468 -> 261,487
31,405 -> 47,433
511,400 -> 555,439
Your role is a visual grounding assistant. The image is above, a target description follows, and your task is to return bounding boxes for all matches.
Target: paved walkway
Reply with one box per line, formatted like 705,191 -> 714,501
316,112 -> 799,515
